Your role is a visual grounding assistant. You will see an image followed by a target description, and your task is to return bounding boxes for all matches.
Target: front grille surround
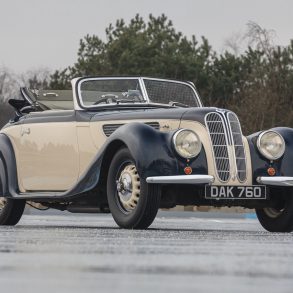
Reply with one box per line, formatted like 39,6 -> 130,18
227,112 -> 247,182
205,111 -> 247,183
205,112 -> 231,182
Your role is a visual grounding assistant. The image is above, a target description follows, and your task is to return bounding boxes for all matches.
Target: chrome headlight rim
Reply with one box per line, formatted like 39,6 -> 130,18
257,130 -> 285,160
172,129 -> 202,159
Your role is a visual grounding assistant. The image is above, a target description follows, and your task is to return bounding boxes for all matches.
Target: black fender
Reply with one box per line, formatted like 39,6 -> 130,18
247,127 -> 293,183
0,134 -> 20,197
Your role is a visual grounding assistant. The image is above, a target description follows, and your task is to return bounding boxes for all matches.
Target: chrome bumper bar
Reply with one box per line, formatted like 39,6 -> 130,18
146,175 -> 214,184
257,176 -> 293,187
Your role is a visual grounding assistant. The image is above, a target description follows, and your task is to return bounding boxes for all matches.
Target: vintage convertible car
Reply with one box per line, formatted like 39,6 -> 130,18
0,77 -> 292,231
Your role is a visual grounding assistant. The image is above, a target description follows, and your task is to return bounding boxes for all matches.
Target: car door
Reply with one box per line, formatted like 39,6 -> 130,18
16,110 -> 79,191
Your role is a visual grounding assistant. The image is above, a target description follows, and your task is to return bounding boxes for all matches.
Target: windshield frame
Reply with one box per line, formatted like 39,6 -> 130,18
76,76 -> 203,109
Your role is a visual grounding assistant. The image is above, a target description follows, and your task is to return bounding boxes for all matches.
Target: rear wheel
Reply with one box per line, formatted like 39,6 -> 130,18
107,148 -> 161,229
0,197 -> 26,226
256,191 -> 293,232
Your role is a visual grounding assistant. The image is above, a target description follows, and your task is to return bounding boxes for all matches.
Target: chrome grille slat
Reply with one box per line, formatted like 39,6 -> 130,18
205,113 -> 230,182
103,122 -> 160,137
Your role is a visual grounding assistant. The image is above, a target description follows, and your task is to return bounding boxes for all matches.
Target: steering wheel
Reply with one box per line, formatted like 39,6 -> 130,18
93,94 -> 119,105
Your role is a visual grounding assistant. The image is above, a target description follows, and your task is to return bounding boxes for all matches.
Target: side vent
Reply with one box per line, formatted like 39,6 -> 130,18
103,122 -> 160,137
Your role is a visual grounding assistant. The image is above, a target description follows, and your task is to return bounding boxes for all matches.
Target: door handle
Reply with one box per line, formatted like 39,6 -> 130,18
21,127 -> 31,136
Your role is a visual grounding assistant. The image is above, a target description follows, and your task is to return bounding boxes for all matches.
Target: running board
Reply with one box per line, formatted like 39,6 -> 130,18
12,191 -> 66,200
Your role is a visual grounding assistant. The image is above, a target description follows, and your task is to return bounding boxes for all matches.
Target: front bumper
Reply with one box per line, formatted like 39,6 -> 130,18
257,176 -> 293,187
146,175 -> 293,187
146,175 -> 214,184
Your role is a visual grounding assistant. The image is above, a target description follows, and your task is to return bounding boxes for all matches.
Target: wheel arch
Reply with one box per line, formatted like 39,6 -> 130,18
98,139 -> 128,189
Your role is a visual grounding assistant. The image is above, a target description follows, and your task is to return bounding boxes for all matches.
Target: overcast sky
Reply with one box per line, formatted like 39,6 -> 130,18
0,0 -> 292,73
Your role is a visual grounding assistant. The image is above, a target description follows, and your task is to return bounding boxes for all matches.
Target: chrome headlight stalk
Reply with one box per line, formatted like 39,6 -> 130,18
257,130 -> 285,161
173,129 -> 202,159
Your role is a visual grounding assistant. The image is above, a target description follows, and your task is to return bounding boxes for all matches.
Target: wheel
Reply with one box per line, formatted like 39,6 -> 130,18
256,192 -> 293,232
0,197 -> 26,226
107,148 -> 161,229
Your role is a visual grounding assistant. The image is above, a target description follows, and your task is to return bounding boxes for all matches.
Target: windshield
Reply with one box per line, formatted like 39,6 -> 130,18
78,77 -> 200,108
79,78 -> 144,107
143,78 -> 199,107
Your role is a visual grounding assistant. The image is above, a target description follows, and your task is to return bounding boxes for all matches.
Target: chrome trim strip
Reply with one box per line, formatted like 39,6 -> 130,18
256,177 -> 293,186
139,77 -> 150,103
146,175 -> 214,184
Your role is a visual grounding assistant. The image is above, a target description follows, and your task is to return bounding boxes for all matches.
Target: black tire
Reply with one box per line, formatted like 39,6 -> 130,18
0,198 -> 26,226
107,148 -> 161,229
256,194 -> 293,233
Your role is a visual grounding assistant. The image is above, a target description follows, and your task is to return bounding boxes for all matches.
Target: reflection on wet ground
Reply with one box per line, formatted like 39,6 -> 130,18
0,212 -> 292,293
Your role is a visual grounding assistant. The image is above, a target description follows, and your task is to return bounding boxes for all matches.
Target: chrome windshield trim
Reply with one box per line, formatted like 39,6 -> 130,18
77,77 -> 146,109
146,175 -> 214,184
76,76 -> 203,109
256,176 -> 293,187
139,77 -> 150,103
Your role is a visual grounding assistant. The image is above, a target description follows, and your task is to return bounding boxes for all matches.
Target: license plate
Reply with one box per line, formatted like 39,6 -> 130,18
205,186 -> 266,199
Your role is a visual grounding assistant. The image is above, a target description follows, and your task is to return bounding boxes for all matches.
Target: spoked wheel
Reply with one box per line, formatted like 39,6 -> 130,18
256,193 -> 293,233
107,148 -> 161,229
0,197 -> 7,212
0,197 -> 26,226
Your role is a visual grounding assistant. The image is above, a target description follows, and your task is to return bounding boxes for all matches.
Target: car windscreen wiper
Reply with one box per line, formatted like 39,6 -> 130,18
169,101 -> 189,108
116,99 -> 146,104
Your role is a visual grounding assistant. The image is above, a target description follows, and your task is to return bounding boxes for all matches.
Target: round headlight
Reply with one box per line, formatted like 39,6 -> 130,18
257,131 -> 285,160
173,129 -> 202,159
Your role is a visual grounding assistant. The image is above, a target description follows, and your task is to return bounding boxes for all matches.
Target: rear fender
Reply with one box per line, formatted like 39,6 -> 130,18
0,134 -> 19,197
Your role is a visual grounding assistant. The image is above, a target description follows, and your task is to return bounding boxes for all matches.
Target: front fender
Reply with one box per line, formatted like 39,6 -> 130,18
248,127 -> 293,183
106,122 -> 178,178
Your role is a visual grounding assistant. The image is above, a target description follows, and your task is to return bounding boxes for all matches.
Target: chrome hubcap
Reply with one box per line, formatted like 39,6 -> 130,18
116,164 -> 140,212
0,197 -> 7,211
264,207 -> 284,218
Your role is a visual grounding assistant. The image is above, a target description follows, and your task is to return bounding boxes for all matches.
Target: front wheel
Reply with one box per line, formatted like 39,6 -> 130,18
256,191 -> 293,232
107,148 -> 161,229
0,197 -> 26,226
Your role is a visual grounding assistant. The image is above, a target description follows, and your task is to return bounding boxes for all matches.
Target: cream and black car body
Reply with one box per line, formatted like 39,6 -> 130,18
0,77 -> 293,231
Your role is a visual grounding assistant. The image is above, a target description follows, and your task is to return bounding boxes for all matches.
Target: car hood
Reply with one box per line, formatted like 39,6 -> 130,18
180,107 -> 220,125
89,106 -> 225,125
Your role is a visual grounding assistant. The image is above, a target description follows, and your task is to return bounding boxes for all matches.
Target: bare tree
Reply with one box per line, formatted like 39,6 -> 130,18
0,68 -> 19,102
223,31 -> 245,56
20,67 -> 51,89
245,21 -> 276,60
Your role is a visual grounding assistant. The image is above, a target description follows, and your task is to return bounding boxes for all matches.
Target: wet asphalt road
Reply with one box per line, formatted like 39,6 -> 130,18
0,211 -> 293,293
